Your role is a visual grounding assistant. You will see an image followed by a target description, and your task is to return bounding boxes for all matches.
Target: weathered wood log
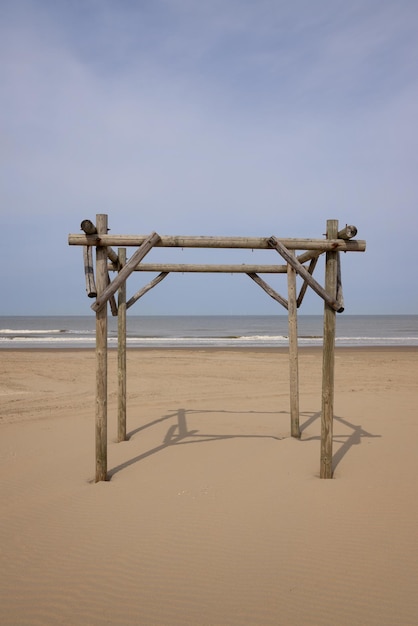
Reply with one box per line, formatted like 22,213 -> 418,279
320,219 -> 338,479
80,219 -> 119,264
296,249 -> 324,266
296,225 -> 360,265
83,245 -> 97,298
287,251 -> 300,438
95,214 -> 108,482
91,232 -> 161,313
117,248 -> 127,443
338,225 -> 357,239
69,233 -> 366,252
107,273 -> 118,317
109,263 -> 289,274
126,272 -> 169,310
268,236 -> 344,312
81,223 -> 358,241
80,219 -> 98,235
247,273 -> 288,309
81,220 -> 98,297
336,252 -> 344,311
296,257 -> 318,308
106,247 -> 119,265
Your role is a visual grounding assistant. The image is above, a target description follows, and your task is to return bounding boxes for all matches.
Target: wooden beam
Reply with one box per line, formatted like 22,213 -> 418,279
80,219 -> 119,264
91,232 -> 161,313
69,233 -> 366,252
106,272 -> 118,317
268,236 -> 344,312
287,251 -> 300,438
95,214 -> 108,482
83,245 -> 97,298
296,249 -> 322,265
320,219 -> 339,479
81,220 -> 97,298
296,225 -> 360,265
338,224 -> 357,239
117,248 -> 127,443
296,257 -> 318,308
298,227 -> 353,306
247,273 -> 288,309
80,222 -> 358,240
109,263 -> 289,274
80,219 -> 97,235
336,253 -> 344,311
126,272 -> 169,310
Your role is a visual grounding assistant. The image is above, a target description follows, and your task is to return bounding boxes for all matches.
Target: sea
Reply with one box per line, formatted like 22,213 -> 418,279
0,315 -> 417,349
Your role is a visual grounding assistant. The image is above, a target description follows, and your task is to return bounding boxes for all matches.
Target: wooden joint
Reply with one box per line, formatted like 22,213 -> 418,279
92,231 -> 161,313
268,236 -> 344,313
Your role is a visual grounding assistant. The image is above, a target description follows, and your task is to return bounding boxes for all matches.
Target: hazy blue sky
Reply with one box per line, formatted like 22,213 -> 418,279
1,0 -> 417,315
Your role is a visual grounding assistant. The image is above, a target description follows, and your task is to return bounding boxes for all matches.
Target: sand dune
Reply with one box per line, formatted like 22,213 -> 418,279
1,347 -> 417,625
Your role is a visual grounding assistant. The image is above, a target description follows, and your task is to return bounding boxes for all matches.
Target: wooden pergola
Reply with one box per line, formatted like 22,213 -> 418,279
68,215 -> 366,481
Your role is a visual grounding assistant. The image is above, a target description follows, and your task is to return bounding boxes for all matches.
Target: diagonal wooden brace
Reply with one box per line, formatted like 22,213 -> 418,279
126,272 -> 169,310
247,273 -> 288,309
268,236 -> 344,313
296,256 -> 318,308
91,232 -> 161,312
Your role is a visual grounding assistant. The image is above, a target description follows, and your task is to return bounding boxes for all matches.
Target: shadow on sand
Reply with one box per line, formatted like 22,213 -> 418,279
107,407 -> 380,479
300,410 -> 381,470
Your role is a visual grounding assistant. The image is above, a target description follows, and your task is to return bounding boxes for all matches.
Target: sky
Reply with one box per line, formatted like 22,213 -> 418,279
1,0 -> 417,316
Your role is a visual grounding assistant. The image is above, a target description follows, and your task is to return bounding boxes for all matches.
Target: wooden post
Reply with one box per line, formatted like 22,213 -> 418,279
95,214 -> 108,482
287,251 -> 300,438
118,248 -> 127,443
320,219 -> 339,478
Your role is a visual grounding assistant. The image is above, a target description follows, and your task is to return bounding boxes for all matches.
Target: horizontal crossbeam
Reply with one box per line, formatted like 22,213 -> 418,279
69,233 -> 366,252
108,263 -> 289,273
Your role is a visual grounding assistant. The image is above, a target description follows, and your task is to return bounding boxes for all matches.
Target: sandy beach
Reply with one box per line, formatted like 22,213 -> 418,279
1,346 -> 417,625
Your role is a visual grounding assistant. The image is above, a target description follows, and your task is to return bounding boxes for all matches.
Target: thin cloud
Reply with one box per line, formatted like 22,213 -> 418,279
1,0 -> 417,313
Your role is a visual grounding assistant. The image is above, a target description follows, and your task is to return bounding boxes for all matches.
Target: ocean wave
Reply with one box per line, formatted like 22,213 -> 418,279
0,336 -> 96,343
0,328 -> 66,335
0,334 -> 417,348
335,336 -> 418,345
